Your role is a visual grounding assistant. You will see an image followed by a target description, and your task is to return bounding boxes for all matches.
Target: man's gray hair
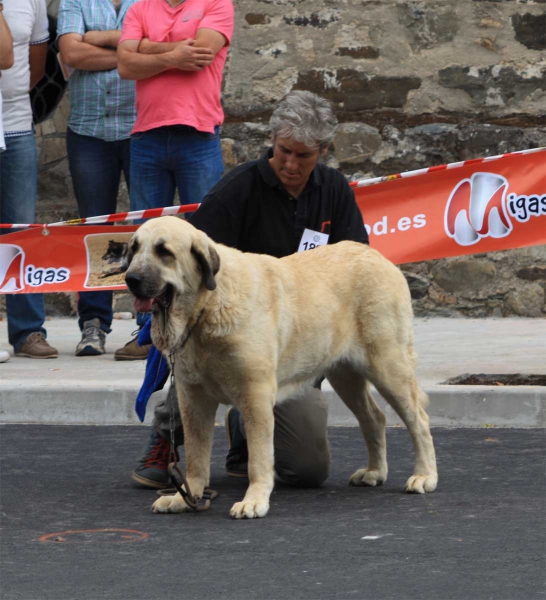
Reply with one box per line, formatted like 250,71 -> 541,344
269,91 -> 338,149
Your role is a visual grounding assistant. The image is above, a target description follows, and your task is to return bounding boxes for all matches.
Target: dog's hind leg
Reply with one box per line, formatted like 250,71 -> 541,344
327,364 -> 388,487
366,344 -> 438,494
229,383 -> 276,520
152,386 -> 217,514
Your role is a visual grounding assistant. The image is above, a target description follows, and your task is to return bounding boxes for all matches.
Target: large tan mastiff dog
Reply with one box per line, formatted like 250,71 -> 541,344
125,216 -> 438,519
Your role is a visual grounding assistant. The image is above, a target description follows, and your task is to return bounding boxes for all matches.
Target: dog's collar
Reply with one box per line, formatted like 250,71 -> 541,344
168,308 -> 205,361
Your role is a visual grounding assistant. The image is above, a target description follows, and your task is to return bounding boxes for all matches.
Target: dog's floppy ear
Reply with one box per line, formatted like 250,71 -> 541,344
122,239 -> 135,272
191,238 -> 221,291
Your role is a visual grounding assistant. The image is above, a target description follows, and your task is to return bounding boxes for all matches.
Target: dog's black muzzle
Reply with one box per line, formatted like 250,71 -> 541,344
125,272 -> 145,297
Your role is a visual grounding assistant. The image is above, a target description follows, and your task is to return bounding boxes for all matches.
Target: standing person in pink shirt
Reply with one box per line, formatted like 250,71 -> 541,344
115,0 -> 233,358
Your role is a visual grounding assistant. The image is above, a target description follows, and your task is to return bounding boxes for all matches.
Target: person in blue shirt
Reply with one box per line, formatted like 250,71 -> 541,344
58,0 -> 149,359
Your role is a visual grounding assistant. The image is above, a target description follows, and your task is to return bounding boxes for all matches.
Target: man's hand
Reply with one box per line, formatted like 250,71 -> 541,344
168,39 -> 214,71
118,38 -> 213,80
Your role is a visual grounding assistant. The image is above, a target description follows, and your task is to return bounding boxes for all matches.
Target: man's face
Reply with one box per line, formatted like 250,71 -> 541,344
269,137 -> 325,194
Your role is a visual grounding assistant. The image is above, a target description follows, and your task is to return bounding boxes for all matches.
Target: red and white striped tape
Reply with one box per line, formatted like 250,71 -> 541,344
350,146 -> 545,188
1,147 -> 544,229
0,203 -> 200,230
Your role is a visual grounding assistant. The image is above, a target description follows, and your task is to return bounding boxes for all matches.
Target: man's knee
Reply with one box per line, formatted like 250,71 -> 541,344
273,388 -> 331,488
275,450 -> 330,488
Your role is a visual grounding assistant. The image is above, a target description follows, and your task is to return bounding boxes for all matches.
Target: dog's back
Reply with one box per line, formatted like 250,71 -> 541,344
216,241 -> 414,398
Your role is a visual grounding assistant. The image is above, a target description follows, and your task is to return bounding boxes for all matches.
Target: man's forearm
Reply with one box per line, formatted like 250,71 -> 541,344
138,39 -> 179,55
118,49 -> 175,80
61,40 -> 118,71
84,30 -> 122,49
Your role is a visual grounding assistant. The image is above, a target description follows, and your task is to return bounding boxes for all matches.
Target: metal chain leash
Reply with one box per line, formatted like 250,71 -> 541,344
158,311 -> 217,511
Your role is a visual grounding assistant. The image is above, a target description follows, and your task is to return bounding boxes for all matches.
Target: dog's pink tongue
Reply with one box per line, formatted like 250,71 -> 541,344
134,298 -> 154,313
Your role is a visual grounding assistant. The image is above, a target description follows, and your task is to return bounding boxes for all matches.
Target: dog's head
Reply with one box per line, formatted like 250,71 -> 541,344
124,217 -> 220,350
102,240 -> 128,262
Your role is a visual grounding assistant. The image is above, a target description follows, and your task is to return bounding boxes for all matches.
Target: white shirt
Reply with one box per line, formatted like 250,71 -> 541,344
0,91 -> 5,150
0,0 -> 49,134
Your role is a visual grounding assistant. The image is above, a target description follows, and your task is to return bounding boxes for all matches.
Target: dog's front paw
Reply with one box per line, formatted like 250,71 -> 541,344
349,468 -> 387,487
152,493 -> 192,514
229,499 -> 269,519
405,473 -> 438,494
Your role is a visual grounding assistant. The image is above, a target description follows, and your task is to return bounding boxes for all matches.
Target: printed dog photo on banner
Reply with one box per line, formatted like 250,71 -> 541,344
83,233 -> 133,289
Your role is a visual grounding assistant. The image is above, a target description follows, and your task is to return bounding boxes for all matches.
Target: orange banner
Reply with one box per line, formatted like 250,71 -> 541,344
0,226 -> 137,294
1,150 -> 545,293
354,150 -> 546,264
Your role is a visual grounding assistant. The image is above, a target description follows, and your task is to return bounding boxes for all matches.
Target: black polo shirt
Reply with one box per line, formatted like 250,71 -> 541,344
189,148 -> 369,257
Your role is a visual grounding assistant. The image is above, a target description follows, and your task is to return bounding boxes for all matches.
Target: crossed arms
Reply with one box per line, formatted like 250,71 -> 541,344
59,28 -> 226,77
117,29 -> 226,80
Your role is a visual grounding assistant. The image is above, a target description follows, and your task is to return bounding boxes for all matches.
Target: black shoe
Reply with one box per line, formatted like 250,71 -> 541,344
132,431 -> 178,489
225,407 -> 249,478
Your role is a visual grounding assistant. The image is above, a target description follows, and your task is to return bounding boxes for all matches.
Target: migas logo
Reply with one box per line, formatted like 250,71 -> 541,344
445,172 -> 546,246
0,244 -> 25,292
0,244 -> 70,292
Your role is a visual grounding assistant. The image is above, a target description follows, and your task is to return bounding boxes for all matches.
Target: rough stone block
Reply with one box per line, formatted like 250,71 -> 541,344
221,138 -> 238,170
479,18 -> 504,29
438,65 -> 546,106
44,293 -> 76,317
295,69 -> 421,111
335,46 -> 380,59
432,259 -> 497,292
53,107 -> 68,133
113,292 -> 136,315
245,13 -> 271,25
283,10 -> 339,29
333,123 -> 382,164
41,137 -> 67,164
397,2 -> 460,50
512,13 -> 546,50
41,119 -> 56,136
506,283 -> 545,317
402,271 -> 431,300
516,266 -> 546,281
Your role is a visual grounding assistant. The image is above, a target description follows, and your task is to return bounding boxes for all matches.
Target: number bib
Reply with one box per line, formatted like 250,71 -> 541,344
298,229 -> 330,252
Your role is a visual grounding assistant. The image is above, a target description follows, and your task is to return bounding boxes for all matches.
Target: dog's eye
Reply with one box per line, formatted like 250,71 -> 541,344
131,240 -> 139,253
155,243 -> 174,259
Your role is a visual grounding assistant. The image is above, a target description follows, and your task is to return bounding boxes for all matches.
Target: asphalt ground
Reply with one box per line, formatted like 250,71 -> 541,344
1,425 -> 544,600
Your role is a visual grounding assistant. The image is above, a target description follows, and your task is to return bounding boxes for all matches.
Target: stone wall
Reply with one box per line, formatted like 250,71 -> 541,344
27,0 -> 546,318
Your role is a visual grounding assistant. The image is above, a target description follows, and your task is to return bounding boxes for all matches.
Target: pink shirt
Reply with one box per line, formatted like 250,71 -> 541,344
120,0 -> 234,134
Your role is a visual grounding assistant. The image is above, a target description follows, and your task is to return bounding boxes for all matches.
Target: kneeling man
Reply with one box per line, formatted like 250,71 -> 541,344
131,90 -> 369,490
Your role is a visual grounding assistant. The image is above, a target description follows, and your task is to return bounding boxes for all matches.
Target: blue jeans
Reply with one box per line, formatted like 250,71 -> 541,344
66,128 -> 131,333
130,125 -> 224,326
130,125 -> 224,211
0,133 -> 46,352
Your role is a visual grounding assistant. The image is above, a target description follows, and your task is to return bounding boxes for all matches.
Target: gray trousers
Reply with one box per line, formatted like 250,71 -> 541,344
153,386 -> 331,487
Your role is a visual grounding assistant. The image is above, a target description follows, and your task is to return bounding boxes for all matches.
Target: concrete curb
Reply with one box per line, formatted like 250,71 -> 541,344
324,386 -> 546,428
1,383 -> 544,428
2,317 -> 544,428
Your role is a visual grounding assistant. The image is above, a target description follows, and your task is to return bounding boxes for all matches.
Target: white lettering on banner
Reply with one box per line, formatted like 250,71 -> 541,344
25,265 -> 71,287
365,214 -> 427,237
298,229 -> 329,252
